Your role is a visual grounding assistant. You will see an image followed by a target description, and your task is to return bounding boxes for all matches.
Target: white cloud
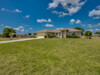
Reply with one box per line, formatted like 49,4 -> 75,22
76,20 -> 81,24
45,24 -> 54,27
1,8 -> 22,13
14,28 -> 20,31
1,8 -> 6,11
88,23 -> 100,28
5,26 -> 11,28
14,26 -> 24,31
88,24 -> 93,28
89,6 -> 100,19
21,29 -> 24,32
18,26 -> 24,28
48,19 -> 52,22
37,19 -> 52,23
70,19 -> 75,24
13,9 -> 22,13
70,19 -> 81,24
88,29 -> 94,32
96,5 -> 100,9
52,11 -> 68,17
95,29 -> 100,31
30,28 -> 32,30
48,0 -> 87,17
25,15 -> 30,18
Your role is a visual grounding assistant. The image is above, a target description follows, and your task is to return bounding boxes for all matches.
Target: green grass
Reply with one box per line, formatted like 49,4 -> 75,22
0,38 -> 100,75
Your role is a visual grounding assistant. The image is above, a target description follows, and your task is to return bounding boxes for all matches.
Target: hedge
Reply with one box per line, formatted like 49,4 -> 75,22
66,35 -> 80,38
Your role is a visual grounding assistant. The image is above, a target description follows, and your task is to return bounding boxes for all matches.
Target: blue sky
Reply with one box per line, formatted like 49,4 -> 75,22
0,0 -> 100,34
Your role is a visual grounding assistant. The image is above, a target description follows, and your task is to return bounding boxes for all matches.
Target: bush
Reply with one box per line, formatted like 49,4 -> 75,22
44,35 -> 47,38
32,36 -> 36,38
48,34 -> 56,38
66,35 -> 80,38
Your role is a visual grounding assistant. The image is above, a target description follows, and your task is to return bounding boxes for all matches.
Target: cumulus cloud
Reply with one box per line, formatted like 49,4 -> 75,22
52,11 -> 68,17
95,29 -> 100,31
13,9 -> 22,13
1,8 -> 22,13
37,19 -> 52,23
18,26 -> 24,28
48,0 -> 87,17
88,23 -> 100,28
88,24 -> 93,28
45,24 -> 54,27
1,8 -> 6,11
89,5 -> 100,19
76,20 -> 81,24
88,29 -> 94,32
21,29 -> 24,32
70,19 -> 75,24
30,28 -> 32,30
70,19 -> 81,24
5,26 -> 11,28
25,15 -> 30,18
14,26 -> 24,31
14,28 -> 20,31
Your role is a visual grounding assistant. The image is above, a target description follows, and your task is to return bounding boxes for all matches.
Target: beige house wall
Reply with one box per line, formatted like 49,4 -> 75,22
36,31 -> 82,38
36,33 -> 46,38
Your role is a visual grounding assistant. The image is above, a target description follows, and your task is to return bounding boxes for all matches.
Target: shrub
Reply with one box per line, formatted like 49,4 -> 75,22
66,35 -> 80,38
32,36 -> 36,38
48,34 -> 56,38
44,35 -> 47,38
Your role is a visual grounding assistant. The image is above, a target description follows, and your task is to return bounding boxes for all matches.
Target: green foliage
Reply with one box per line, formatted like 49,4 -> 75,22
33,33 -> 36,36
28,33 -> 32,36
32,36 -> 36,38
66,35 -> 80,38
25,34 -> 27,36
44,35 -> 47,38
95,32 -> 100,34
2,28 -> 16,38
74,27 -> 84,35
85,31 -> 92,36
48,34 -> 56,38
85,31 -> 92,39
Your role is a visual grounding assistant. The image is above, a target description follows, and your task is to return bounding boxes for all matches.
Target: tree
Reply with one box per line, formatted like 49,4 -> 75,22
28,33 -> 32,36
25,34 -> 27,36
33,33 -> 36,36
85,31 -> 92,39
74,27 -> 84,35
95,32 -> 100,34
2,28 -> 16,38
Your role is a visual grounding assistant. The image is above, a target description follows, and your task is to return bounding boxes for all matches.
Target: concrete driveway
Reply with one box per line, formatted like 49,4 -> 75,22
0,38 -> 40,44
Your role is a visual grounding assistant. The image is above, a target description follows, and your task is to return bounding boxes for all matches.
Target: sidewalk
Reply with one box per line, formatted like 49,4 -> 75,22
0,38 -> 39,44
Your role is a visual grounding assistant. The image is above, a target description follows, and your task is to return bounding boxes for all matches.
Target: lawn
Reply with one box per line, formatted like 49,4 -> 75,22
0,38 -> 100,75
0,37 -> 30,41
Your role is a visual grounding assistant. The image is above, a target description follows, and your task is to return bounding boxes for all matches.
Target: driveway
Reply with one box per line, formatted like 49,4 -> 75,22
0,38 -> 40,44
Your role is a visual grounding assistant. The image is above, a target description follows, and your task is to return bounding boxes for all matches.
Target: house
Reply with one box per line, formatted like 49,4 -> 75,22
15,33 -> 28,38
92,34 -> 100,37
36,28 -> 82,38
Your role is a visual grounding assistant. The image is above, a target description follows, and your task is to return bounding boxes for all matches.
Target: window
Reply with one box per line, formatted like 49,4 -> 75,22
72,32 -> 76,35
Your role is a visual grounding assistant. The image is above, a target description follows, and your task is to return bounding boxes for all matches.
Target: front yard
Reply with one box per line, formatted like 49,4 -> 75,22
0,38 -> 100,75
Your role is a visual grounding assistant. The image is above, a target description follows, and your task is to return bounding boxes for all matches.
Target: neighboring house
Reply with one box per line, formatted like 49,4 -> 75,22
92,34 -> 100,37
15,33 -> 28,38
36,28 -> 82,38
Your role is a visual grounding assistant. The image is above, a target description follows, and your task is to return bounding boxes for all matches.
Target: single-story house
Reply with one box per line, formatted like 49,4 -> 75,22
92,34 -> 100,37
36,28 -> 82,38
15,33 -> 28,38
